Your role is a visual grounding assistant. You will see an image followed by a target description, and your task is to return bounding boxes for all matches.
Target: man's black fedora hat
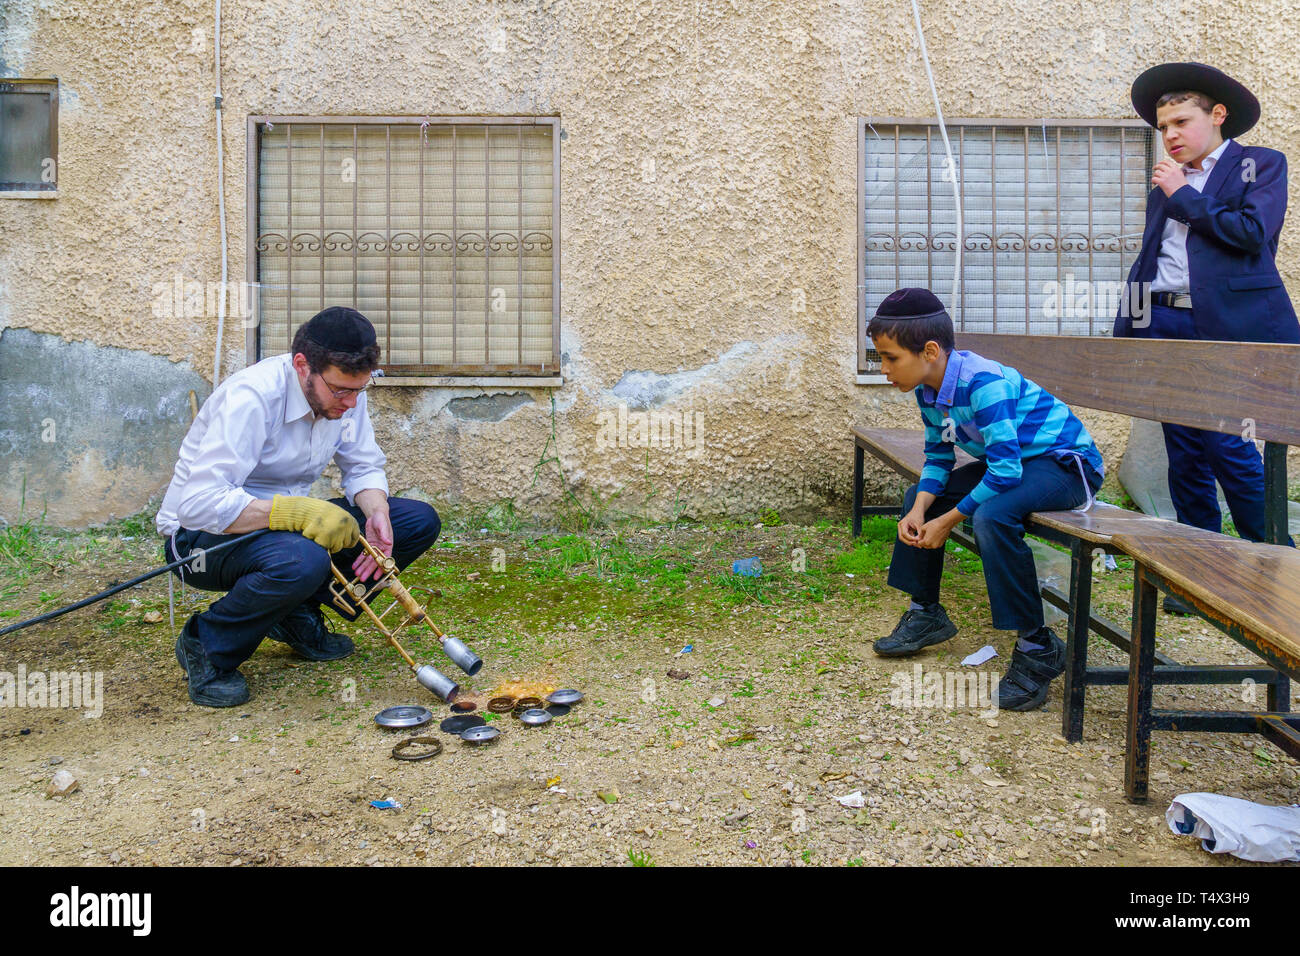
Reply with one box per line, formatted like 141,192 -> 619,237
1131,62 -> 1259,139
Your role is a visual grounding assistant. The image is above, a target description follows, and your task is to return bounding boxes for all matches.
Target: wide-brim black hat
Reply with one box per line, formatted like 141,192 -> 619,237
1131,62 -> 1259,139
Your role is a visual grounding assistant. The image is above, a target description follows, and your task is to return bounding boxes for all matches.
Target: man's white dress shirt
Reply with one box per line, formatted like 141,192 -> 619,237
1151,138 -> 1232,294
156,354 -> 388,536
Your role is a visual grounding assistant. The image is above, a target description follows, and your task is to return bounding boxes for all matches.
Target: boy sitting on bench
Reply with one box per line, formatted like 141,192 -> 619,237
868,288 -> 1105,711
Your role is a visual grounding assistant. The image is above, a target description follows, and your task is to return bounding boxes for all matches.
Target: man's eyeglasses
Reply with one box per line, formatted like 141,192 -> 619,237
316,373 -> 374,399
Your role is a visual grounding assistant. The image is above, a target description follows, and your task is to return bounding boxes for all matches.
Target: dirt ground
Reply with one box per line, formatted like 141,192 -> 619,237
2,515 -> 1297,867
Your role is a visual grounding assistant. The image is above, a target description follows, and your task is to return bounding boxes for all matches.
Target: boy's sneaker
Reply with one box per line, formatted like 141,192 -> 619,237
174,615 -> 250,708
997,629 -> 1066,711
873,603 -> 958,657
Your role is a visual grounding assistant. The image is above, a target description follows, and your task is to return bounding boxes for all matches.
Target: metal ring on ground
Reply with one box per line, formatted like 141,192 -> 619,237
487,696 -> 517,713
391,736 -> 444,761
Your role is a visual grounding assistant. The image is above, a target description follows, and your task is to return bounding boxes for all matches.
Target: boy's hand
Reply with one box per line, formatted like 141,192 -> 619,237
915,517 -> 953,549
898,507 -> 926,545
1152,159 -> 1189,198
916,510 -> 964,550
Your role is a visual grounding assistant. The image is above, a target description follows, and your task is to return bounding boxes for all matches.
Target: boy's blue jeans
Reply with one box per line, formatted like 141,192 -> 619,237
886,456 -> 1102,632
166,497 -> 440,671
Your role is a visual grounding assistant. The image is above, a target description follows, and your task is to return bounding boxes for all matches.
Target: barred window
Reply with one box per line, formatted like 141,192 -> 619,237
249,116 -> 558,376
857,118 -> 1155,374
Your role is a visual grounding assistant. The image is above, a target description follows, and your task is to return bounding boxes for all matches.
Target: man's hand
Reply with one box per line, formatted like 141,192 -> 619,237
1152,158 -> 1189,198
267,495 -> 360,552
352,508 -> 394,581
352,488 -> 393,582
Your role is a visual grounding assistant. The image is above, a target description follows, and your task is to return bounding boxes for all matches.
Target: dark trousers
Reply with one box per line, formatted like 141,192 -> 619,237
1134,303 -> 1272,542
887,456 -> 1101,632
167,497 -> 441,671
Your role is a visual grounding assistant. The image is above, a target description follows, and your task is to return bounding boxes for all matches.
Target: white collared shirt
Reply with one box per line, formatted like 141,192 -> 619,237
156,354 -> 388,536
1151,138 -> 1232,293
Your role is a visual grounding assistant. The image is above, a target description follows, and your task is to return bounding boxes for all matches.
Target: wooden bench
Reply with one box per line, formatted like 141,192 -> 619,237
1114,532 -> 1300,800
852,333 -> 1300,794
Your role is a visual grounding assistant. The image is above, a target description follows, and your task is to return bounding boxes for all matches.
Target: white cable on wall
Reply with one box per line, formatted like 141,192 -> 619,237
909,0 -> 962,318
212,0 -> 229,388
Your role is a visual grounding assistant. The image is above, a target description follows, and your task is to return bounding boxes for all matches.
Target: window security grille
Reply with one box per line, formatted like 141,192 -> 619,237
858,119 -> 1155,374
250,117 -> 559,375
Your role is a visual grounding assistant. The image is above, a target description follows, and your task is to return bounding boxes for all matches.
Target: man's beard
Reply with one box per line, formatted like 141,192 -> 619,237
304,374 -> 336,419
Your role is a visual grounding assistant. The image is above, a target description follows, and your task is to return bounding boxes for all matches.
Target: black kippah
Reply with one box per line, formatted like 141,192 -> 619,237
872,288 -> 950,322
300,307 -> 377,352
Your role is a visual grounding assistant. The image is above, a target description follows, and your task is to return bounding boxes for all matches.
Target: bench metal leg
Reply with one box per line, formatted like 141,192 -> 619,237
1062,540 -> 1093,743
1125,565 -> 1159,803
1263,441 -> 1288,547
852,444 -> 864,538
1268,674 -> 1291,713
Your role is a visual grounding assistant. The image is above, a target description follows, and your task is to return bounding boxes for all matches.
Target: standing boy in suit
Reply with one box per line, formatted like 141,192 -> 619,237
1116,63 -> 1298,612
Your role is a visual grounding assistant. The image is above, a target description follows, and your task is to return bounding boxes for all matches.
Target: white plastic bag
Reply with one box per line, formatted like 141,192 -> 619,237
1166,792 -> 1300,863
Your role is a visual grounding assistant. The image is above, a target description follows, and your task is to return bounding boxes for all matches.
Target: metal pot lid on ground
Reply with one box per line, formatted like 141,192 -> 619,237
440,714 -> 487,734
374,705 -> 434,729
460,725 -> 501,744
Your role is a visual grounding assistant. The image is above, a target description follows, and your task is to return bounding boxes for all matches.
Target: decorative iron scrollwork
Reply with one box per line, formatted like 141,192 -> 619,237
254,229 -> 557,256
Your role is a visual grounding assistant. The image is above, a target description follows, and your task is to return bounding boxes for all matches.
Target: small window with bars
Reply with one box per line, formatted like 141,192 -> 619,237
857,118 -> 1155,374
249,116 -> 559,376
0,78 -> 58,193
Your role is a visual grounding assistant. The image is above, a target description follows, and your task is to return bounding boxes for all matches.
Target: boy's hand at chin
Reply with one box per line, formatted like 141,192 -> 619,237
1152,158 -> 1189,197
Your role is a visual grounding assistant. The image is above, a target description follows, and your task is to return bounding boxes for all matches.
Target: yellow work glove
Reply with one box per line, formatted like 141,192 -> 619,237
268,495 -> 361,553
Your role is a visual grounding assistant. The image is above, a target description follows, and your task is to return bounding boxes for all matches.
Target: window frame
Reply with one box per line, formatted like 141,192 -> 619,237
856,116 -> 1154,378
0,78 -> 59,195
245,114 -> 561,378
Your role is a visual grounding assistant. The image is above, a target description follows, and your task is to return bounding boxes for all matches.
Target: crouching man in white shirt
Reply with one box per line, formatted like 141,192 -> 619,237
156,307 -> 440,707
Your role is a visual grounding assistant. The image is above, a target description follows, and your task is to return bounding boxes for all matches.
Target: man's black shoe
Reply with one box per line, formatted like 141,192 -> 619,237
873,603 -> 958,657
997,629 -> 1066,711
174,615 -> 250,708
1162,593 -> 1197,616
267,604 -> 355,662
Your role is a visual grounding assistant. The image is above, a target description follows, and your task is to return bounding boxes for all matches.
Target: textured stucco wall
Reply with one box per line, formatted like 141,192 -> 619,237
2,0 -> 1296,526
0,328 -> 208,524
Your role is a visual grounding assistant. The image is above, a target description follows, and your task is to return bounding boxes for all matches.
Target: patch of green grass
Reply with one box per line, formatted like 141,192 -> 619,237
1096,485 -> 1137,511
857,515 -> 898,543
100,510 -> 159,539
627,848 -> 655,867
946,541 -> 983,574
0,518 -> 51,577
832,540 -> 890,576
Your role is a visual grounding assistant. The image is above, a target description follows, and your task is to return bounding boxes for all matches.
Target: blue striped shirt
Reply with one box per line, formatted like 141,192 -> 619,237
916,350 -> 1105,515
